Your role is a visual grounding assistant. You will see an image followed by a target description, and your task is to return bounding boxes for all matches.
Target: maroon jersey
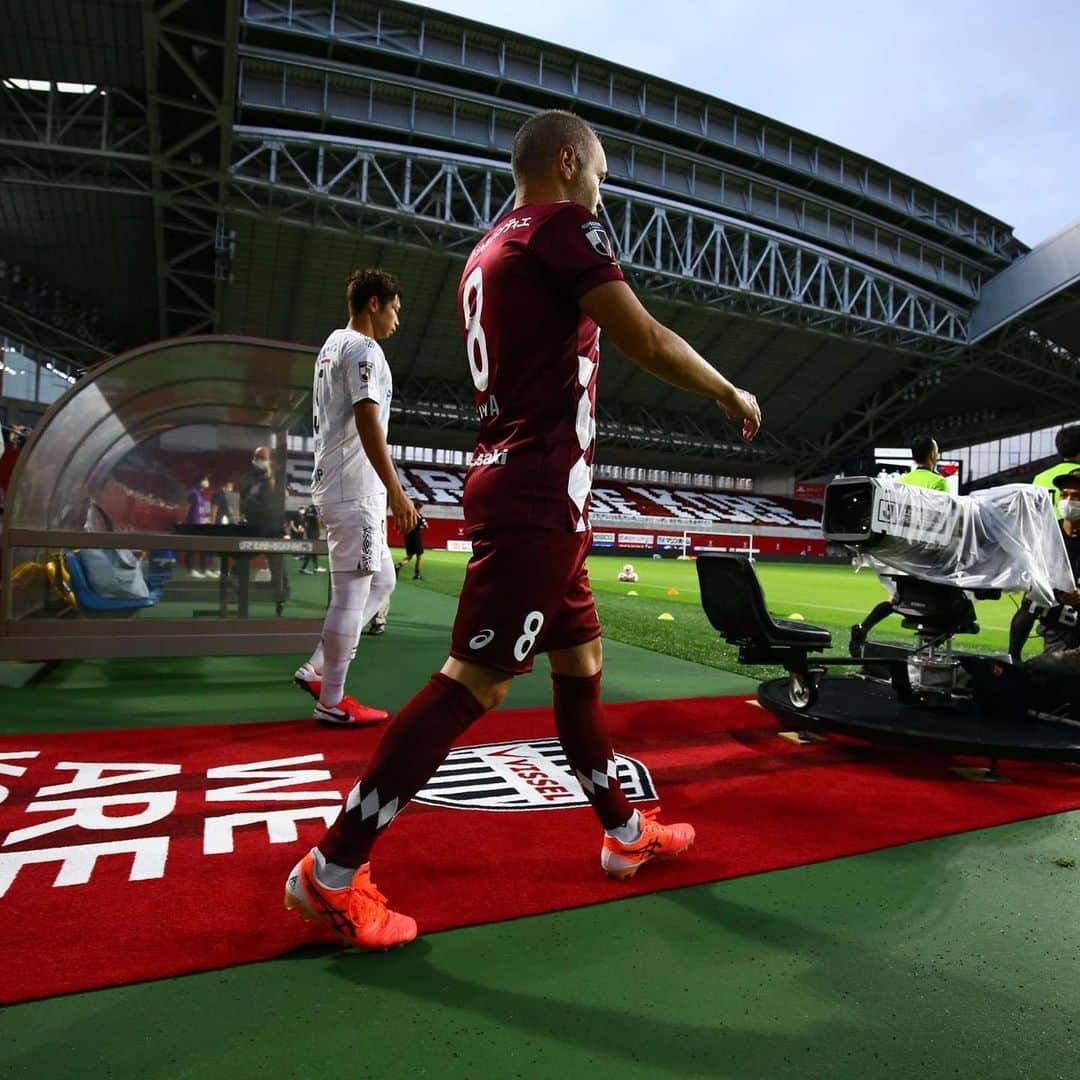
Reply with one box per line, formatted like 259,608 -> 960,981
457,201 -> 624,532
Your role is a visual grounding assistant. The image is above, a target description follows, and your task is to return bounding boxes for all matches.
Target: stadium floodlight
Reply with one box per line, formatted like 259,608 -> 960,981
2,78 -> 98,94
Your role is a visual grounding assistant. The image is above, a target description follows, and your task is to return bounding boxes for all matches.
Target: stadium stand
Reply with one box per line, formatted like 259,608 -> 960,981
287,457 -> 827,557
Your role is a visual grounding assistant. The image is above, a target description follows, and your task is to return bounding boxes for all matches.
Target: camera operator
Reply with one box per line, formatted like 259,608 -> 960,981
1009,471 -> 1080,662
1033,424 -> 1080,520
849,434 -> 946,656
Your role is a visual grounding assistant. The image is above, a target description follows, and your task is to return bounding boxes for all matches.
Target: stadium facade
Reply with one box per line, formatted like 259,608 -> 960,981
1,0 -> 1078,483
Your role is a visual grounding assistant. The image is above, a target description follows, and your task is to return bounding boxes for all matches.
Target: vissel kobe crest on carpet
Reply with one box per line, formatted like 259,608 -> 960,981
412,738 -> 657,812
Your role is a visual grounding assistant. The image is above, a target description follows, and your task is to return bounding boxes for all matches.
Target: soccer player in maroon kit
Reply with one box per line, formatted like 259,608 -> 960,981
286,110 -> 762,948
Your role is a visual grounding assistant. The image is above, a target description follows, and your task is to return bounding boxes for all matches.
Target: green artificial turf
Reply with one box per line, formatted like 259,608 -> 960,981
0,570 -> 754,736
3,551 -> 1078,1080
403,550 -> 1025,682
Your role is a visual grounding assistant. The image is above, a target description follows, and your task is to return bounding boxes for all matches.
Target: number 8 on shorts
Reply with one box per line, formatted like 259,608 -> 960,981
513,611 -> 545,662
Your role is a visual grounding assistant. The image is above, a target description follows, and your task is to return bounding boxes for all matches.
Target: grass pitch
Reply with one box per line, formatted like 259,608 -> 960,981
400,550 -> 1024,680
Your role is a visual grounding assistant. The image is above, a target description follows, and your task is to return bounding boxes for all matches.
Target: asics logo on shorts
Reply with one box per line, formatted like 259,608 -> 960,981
468,629 -> 496,649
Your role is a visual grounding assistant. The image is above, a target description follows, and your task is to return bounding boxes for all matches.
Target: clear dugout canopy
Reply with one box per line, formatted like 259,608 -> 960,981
1,336 -> 327,660
7,336 -> 314,533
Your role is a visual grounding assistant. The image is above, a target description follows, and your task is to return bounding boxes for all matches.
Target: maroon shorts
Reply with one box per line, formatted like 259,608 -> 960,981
450,528 -> 601,675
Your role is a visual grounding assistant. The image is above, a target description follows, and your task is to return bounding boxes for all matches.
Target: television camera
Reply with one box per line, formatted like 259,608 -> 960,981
697,478 -> 1080,765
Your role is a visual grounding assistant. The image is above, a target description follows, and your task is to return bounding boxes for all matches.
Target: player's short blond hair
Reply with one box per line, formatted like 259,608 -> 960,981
511,110 -> 599,183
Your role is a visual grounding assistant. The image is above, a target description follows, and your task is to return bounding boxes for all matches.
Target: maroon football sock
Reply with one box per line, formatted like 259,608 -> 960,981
552,671 -> 633,830
319,672 -> 487,867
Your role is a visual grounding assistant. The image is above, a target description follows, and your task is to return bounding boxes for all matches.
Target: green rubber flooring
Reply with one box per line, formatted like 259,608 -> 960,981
1,579 -> 1078,1078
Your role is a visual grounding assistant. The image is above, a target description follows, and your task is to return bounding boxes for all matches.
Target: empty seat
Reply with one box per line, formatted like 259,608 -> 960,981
64,552 -> 157,614
696,554 -> 831,650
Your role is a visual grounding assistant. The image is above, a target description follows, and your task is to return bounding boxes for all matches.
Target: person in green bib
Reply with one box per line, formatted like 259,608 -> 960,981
900,434 -> 948,492
849,434 -> 948,656
1032,424 -> 1080,520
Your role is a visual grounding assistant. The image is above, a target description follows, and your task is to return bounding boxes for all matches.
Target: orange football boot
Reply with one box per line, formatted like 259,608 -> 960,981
601,807 -> 695,880
296,667 -> 389,726
285,849 -> 417,950
313,696 -> 389,726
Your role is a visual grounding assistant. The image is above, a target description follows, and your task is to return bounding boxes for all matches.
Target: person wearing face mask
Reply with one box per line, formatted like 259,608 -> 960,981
1009,471 -> 1080,662
182,475 -> 214,579
849,434 -> 947,655
240,446 -> 289,597
1032,424 -> 1080,520
240,448 -> 278,535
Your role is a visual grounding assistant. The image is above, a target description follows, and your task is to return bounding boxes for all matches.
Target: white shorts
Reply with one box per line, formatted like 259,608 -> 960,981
317,493 -> 387,574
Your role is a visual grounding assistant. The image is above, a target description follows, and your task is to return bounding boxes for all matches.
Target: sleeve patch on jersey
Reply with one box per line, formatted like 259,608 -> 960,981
582,221 -> 614,259
357,359 -> 374,381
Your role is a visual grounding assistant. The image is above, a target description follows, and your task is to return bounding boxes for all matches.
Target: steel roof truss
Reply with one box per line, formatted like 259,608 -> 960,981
144,0 -> 239,338
227,132 -> 971,353
239,0 -> 1015,263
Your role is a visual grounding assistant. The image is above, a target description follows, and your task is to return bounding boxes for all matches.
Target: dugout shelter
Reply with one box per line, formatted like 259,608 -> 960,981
0,335 -> 328,660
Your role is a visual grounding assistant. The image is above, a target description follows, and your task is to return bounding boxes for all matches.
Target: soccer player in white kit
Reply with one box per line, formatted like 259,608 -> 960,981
293,269 -> 419,725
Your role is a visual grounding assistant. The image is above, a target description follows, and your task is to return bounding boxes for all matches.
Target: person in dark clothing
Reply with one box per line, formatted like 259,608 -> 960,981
240,447 -> 281,536
395,503 -> 428,580
211,479 -> 238,525
299,504 -> 324,574
240,446 -> 289,600
1009,471 -> 1080,662
183,475 -> 213,577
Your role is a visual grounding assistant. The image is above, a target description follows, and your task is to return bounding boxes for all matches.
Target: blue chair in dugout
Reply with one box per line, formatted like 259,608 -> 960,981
63,551 -> 159,614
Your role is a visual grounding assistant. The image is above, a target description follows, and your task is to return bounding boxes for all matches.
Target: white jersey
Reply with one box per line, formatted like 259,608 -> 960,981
311,327 -> 393,505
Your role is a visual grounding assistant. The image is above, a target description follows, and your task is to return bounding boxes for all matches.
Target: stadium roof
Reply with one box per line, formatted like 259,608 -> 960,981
969,220 -> 1080,354
2,0 -> 1077,477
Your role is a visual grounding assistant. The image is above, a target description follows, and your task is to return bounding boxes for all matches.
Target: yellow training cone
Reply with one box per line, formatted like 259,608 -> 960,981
626,590 -> 638,596
658,612 -> 675,621
666,588 -> 680,597
788,613 -> 805,620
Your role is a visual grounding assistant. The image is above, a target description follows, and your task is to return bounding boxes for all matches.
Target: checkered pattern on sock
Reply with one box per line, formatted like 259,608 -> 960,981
552,671 -> 633,830
318,672 -> 487,866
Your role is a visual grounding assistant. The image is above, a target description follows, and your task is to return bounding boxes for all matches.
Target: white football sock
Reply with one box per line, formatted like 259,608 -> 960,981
318,570 -> 373,706
306,641 -> 324,674
605,810 -> 642,844
313,847 -> 357,890
360,548 -> 396,626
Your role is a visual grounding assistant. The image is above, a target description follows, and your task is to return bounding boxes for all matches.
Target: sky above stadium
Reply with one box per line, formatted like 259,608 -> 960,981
412,0 -> 1078,248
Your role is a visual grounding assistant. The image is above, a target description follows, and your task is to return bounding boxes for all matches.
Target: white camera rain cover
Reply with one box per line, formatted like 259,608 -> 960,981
852,482 -> 1074,607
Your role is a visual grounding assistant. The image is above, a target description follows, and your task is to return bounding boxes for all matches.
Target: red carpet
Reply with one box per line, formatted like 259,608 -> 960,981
4,694 -> 1080,1004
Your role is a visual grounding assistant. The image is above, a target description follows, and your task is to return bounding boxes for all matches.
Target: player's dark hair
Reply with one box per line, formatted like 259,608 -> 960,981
345,268 -> 400,316
910,434 -> 936,464
511,110 -> 598,183
1055,424 -> 1080,460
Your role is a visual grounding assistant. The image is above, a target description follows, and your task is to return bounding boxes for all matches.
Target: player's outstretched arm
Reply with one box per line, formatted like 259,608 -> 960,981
580,280 -> 761,441
353,401 -> 418,535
